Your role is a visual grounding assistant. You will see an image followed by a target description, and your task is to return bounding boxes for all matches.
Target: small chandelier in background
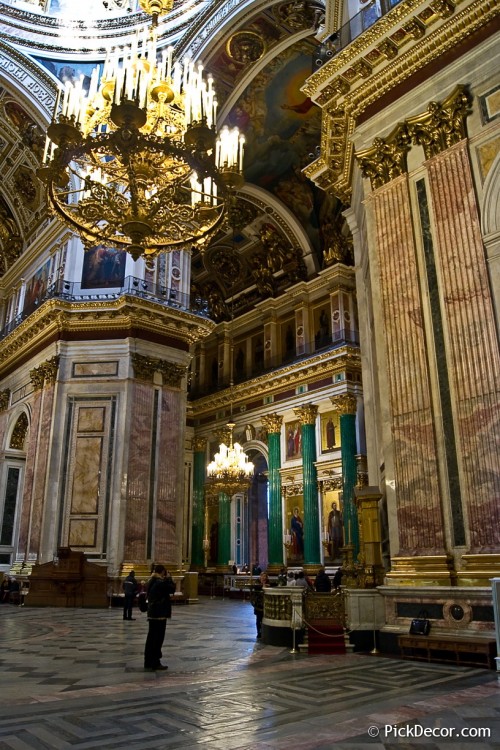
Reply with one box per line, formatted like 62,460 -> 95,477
38,0 -> 245,260
207,422 -> 254,496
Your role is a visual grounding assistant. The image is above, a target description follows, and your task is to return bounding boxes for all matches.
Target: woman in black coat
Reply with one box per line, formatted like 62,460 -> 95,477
144,564 -> 176,671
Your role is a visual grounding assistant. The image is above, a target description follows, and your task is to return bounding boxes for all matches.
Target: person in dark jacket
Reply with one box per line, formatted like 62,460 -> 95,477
250,583 -> 264,639
315,567 -> 332,592
122,570 -> 138,621
144,564 -> 176,671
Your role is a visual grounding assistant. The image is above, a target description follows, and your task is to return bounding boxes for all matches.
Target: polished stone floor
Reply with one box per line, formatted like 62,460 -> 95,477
0,597 -> 499,749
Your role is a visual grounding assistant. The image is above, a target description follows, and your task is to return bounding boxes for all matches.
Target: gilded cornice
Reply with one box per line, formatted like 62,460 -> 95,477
191,346 -> 361,417
330,393 -> 357,415
294,403 -> 318,425
261,412 -> 283,434
0,296 -> 215,378
302,0 -> 497,201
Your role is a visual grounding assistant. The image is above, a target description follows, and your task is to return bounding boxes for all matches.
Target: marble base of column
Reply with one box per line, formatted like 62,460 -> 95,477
385,555 -> 456,586
457,554 -> 500,586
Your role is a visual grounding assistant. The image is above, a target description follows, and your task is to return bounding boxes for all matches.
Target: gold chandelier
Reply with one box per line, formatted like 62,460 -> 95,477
38,0 -> 244,260
207,422 -> 254,496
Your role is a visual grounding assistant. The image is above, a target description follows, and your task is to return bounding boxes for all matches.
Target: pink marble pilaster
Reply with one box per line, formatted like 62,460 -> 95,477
17,392 -> 42,558
28,384 -> 55,557
155,387 -> 183,563
123,382 -> 154,560
426,141 -> 500,552
371,174 -> 445,555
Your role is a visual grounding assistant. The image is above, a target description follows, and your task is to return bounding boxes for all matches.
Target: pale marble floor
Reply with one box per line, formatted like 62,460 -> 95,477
0,597 -> 498,749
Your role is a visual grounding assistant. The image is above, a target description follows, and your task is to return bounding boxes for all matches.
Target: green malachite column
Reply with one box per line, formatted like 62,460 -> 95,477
331,394 -> 359,557
295,404 -> 321,565
191,437 -> 207,567
262,413 -> 283,567
217,492 -> 231,566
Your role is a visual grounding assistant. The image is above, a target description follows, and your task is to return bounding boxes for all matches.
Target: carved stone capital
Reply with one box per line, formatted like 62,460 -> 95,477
356,123 -> 411,189
30,356 -> 59,390
330,393 -> 357,415
192,436 -> 207,453
406,85 -> 472,159
261,413 -> 283,434
0,389 -> 10,411
132,354 -> 185,387
293,403 -> 318,426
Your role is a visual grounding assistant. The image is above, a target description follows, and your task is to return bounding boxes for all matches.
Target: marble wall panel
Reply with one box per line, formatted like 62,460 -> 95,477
71,436 -> 102,514
69,518 -> 97,547
77,407 -> 105,432
123,382 -> 154,560
371,176 -> 445,555
426,142 -> 500,552
16,393 -> 42,557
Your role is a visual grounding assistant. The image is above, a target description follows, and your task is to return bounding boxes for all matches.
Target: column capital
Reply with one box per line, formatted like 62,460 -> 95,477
261,413 -> 283,434
407,85 -> 471,159
0,389 -> 10,412
192,436 -> 207,452
293,403 -> 318,425
30,356 -> 59,391
330,393 -> 357,415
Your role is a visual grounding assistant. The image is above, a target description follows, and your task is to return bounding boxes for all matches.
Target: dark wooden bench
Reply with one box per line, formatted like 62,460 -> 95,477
398,633 -> 496,669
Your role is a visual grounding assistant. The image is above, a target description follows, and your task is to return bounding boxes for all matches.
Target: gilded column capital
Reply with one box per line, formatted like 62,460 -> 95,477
293,403 -> 318,425
214,426 -> 231,445
406,86 -> 471,159
356,123 -> 411,189
261,413 -> 283,434
192,436 -> 207,453
330,393 -> 357,415
30,356 -> 59,391
132,354 -> 186,387
0,389 -> 10,411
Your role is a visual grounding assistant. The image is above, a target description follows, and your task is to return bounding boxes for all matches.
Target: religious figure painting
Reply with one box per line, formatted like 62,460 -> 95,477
285,420 -> 302,460
81,245 -> 126,289
320,411 -> 341,453
24,259 -> 51,311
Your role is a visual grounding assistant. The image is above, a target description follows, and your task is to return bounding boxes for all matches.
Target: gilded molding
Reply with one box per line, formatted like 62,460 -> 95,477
356,123 -> 412,189
30,355 -> 59,390
330,393 -> 357,415
192,436 -> 207,452
0,297 -> 215,379
303,0 -> 495,202
192,347 -> 361,417
294,403 -> 318,425
406,85 -> 472,158
0,389 -> 10,411
282,481 -> 304,497
261,412 -> 283,434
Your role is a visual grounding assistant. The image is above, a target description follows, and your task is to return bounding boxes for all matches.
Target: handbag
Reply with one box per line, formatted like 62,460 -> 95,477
409,610 -> 431,635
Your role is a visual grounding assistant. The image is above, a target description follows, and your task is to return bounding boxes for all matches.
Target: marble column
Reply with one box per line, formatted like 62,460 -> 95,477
294,404 -> 321,566
331,394 -> 359,558
191,437 -> 207,568
217,492 -> 231,567
425,140 -> 500,569
262,413 -> 283,569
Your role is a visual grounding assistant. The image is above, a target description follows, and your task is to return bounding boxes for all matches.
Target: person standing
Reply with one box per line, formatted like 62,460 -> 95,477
144,564 -> 176,671
122,570 -> 138,621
